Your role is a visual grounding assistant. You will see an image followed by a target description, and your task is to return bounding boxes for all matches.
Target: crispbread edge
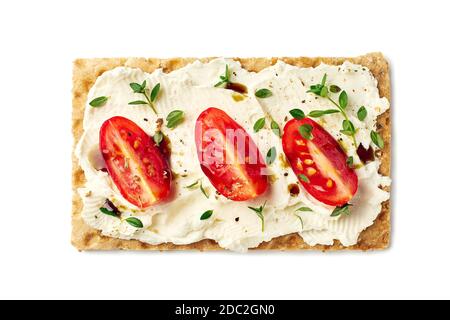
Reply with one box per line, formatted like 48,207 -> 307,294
72,53 -> 391,251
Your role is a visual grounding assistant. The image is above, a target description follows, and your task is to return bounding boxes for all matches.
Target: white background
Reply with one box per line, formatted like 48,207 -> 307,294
0,0 -> 449,300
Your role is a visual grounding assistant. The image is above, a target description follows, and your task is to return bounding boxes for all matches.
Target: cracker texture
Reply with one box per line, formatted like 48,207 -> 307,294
72,53 -> 391,251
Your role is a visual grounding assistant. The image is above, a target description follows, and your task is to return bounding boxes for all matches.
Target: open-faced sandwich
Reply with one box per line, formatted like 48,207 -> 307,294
72,53 -> 391,252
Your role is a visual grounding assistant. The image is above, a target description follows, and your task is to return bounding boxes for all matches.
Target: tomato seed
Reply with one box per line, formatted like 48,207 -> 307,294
326,179 -> 333,188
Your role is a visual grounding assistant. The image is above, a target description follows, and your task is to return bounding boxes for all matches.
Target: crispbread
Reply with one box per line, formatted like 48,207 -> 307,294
72,53 -> 391,251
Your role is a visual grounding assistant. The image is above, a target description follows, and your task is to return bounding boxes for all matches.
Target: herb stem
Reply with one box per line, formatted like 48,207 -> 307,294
327,97 -> 357,147
143,91 -> 157,114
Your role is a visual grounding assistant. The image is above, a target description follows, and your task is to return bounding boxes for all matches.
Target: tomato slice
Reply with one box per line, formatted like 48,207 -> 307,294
99,116 -> 171,208
282,118 -> 358,206
195,108 -> 268,201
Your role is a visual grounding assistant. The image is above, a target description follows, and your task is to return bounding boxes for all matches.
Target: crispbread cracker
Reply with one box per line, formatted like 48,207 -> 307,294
72,53 -> 391,251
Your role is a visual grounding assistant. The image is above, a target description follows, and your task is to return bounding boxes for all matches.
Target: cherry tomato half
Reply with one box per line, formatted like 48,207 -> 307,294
195,108 -> 268,201
282,118 -> 358,206
99,116 -> 171,208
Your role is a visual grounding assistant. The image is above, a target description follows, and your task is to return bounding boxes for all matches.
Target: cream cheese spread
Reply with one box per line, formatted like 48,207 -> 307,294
75,58 -> 390,252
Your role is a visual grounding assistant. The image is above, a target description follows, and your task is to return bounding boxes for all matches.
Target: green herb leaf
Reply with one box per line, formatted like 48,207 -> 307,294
346,156 -> 354,167
330,203 -> 352,217
128,100 -> 149,105
130,82 -> 144,93
200,182 -> 209,199
329,85 -> 341,93
214,80 -> 226,87
370,130 -> 384,149
289,109 -> 305,119
298,174 -> 310,183
166,110 -> 184,129
253,117 -> 266,132
255,88 -> 273,98
185,180 -> 200,189
342,119 -> 355,131
125,217 -> 143,228
308,109 -> 340,118
270,120 -> 281,137
357,106 -> 367,121
153,131 -> 163,146
307,74 -> 329,97
99,207 -> 119,218
307,84 -> 323,96
89,96 -> 108,107
266,146 -> 276,165
200,210 -> 213,220
320,85 -> 328,97
214,65 -> 230,87
320,73 -> 327,86
296,207 -> 312,212
339,91 -> 348,109
248,201 -> 267,232
299,124 -> 313,140
150,83 -> 160,102
340,120 -> 356,136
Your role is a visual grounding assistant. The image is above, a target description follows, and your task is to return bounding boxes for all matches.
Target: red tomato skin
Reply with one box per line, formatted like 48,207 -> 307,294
99,116 -> 171,208
282,118 -> 358,206
195,108 -> 268,201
